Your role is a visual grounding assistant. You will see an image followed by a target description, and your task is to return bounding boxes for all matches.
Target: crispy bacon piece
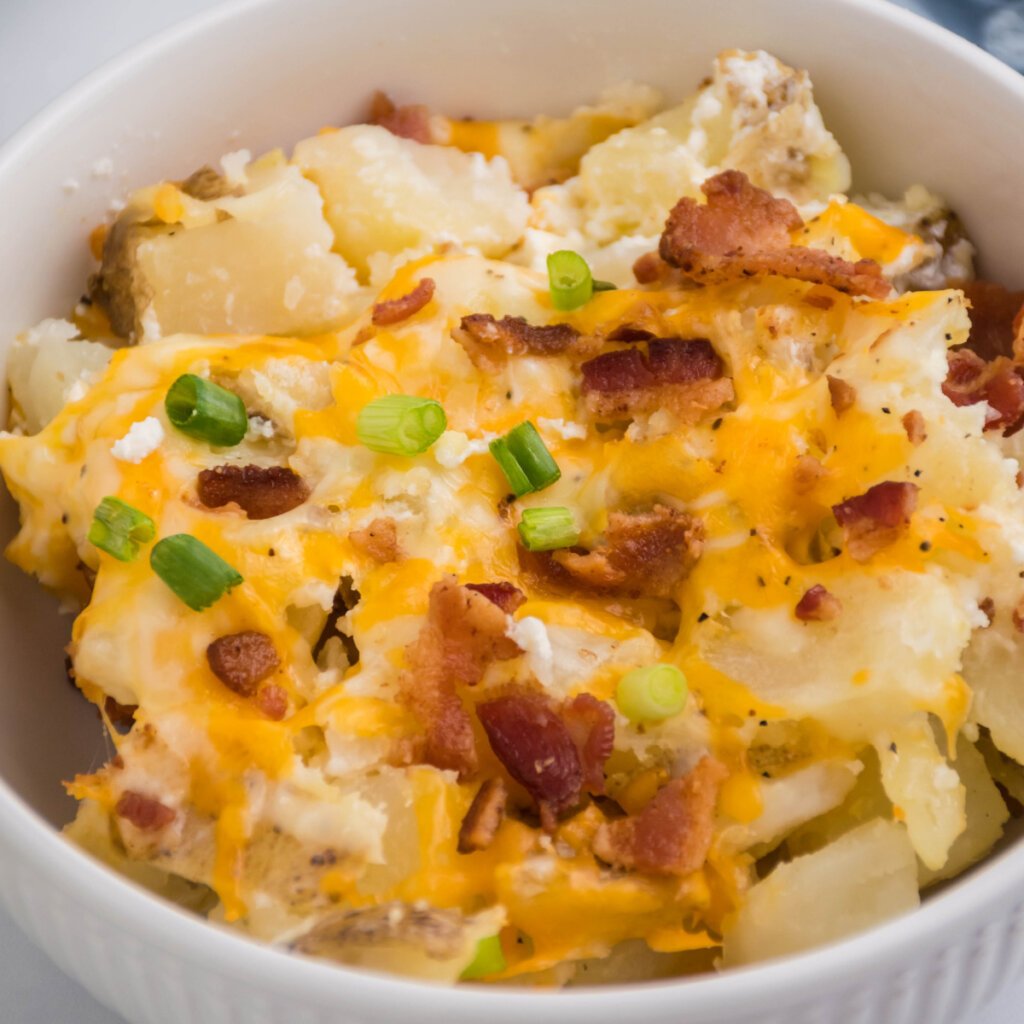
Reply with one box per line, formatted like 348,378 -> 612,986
477,691 -> 582,831
942,348 -> 1024,436
561,693 -> 615,795
457,778 -> 508,853
453,314 -> 587,371
257,684 -> 288,721
795,584 -> 842,622
369,90 -> 433,144
593,757 -> 726,876
350,517 -> 401,563
207,631 -> 280,697
580,337 -> 733,422
197,465 -> 310,520
631,251 -> 687,287
827,375 -> 856,415
371,278 -> 435,327
402,577 -> 522,777
544,505 -> 703,599
960,281 -> 1024,362
658,170 -> 889,299
115,791 -> 176,832
902,410 -> 927,445
832,481 -> 919,562
464,582 -> 526,614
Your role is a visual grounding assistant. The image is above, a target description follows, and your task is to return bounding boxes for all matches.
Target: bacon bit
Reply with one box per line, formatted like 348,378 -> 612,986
115,791 -> 176,832
457,778 -> 508,853
832,481 -> 919,562
477,691 -> 582,831
658,170 -> 889,299
793,454 -> 827,496
942,349 -> 1024,436
632,251 -> 678,285
593,757 -> 726,876
795,584 -> 842,622
350,516 -> 401,563
257,684 -> 288,721
979,597 -> 995,625
402,577 -> 522,777
464,581 -> 526,614
560,693 -> 615,795
371,278 -> 436,327
453,314 -> 587,371
804,293 -> 834,310
207,631 -> 280,697
580,338 -> 734,422
197,465 -> 310,520
369,90 -> 433,144
827,375 -> 856,415
902,410 -> 927,445
546,504 -> 704,600
1013,600 -> 1024,634
960,281 -> 1024,361
103,696 -> 137,731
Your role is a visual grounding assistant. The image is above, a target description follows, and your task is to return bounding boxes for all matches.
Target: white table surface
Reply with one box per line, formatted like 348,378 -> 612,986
0,1 -> 1022,1021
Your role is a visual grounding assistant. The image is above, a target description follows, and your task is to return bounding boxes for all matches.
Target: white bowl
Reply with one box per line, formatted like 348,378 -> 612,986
2,0 -> 1024,1020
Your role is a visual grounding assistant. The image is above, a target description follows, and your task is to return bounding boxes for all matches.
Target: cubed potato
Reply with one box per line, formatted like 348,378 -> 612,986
293,125 -> 530,278
723,818 -> 919,967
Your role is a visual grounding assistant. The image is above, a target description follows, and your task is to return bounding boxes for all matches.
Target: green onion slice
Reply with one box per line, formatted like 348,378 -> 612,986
517,506 -> 579,552
591,279 -> 617,292
88,497 -> 156,562
460,934 -> 507,981
150,534 -> 243,611
616,664 -> 689,723
489,421 -> 561,496
547,250 -> 594,311
165,374 -> 248,447
489,437 -> 533,497
356,395 -> 447,456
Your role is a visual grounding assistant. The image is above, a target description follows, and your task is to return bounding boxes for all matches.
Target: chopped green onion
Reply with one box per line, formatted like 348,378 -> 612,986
165,374 -> 248,447
489,437 -> 533,497
460,934 -> 507,981
150,534 -> 243,611
517,506 -> 579,551
591,279 -> 617,292
489,421 -> 561,496
616,664 -> 689,723
547,250 -> 594,311
88,497 -> 155,562
356,395 -> 447,456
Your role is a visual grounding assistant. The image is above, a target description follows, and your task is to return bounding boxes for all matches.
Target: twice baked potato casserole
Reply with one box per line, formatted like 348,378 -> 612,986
3,49 -> 1024,984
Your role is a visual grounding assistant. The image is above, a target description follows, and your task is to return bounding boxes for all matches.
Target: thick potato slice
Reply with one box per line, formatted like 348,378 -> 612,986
723,818 -> 918,967
293,125 -> 529,278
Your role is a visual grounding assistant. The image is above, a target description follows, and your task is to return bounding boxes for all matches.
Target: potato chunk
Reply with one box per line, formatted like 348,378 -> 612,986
293,125 -> 529,278
723,818 -> 918,966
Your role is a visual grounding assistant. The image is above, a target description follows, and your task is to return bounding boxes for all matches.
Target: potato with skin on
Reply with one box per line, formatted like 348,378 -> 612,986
723,818 -> 919,967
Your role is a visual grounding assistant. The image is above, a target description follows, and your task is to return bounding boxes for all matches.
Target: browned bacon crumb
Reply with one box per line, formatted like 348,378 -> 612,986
544,504 -> 704,599
115,791 -> 176,832
257,684 -> 288,721
832,481 -> 919,562
580,337 -> 734,422
371,278 -> 436,326
560,693 -> 615,795
795,584 -> 842,622
960,281 -> 1024,362
827,374 -> 856,415
658,170 -> 889,299
902,410 -> 927,445
979,597 -> 995,626
793,454 -> 827,496
477,690 -> 582,831
453,314 -> 588,371
401,577 -> 522,777
1013,600 -> 1024,634
369,90 -> 433,144
943,348 -> 1024,437
207,631 -> 280,697
464,581 -> 526,614
350,517 -> 401,563
593,757 -> 726,876
197,465 -> 310,520
457,777 -> 508,853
